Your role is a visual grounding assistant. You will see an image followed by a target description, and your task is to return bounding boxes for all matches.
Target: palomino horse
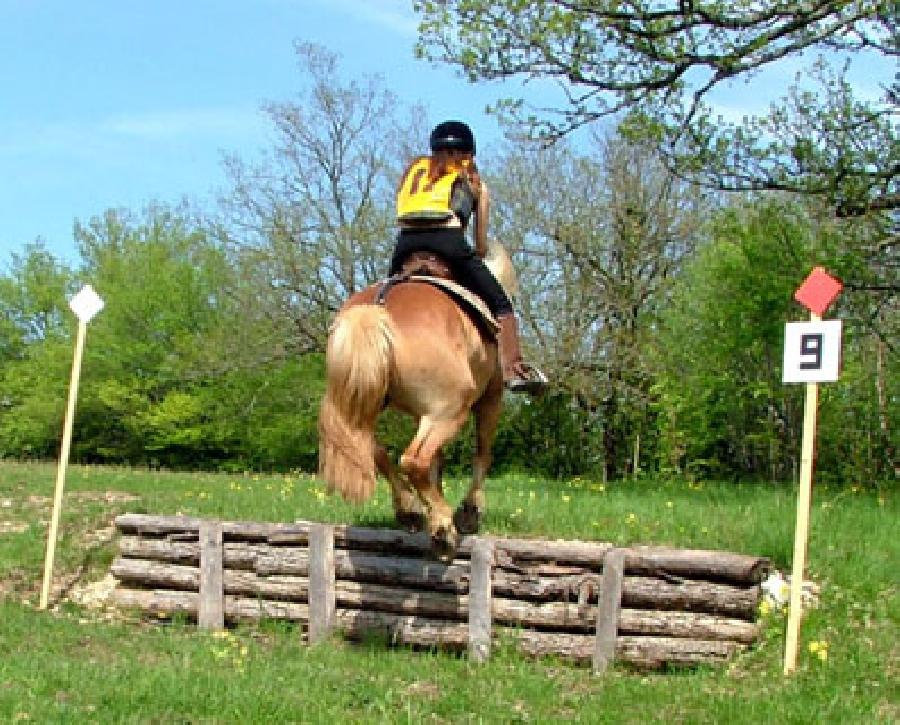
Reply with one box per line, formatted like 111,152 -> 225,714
318,241 -> 517,560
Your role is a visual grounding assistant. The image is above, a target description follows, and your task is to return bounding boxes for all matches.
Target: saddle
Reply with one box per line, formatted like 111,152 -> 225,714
376,252 -> 500,335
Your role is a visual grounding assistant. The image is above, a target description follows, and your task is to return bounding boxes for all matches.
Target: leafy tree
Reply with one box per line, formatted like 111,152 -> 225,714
417,0 -> 897,481
822,325 -> 899,482
653,198 -> 807,478
651,195 -> 895,481
70,204 -> 233,465
0,245 -> 74,458
415,1 -> 897,217
0,244 -> 73,360
70,203 -> 332,471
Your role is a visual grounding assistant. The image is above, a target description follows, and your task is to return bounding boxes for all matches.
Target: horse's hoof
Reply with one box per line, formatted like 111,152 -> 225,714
453,503 -> 482,535
396,511 -> 427,534
430,525 -> 460,563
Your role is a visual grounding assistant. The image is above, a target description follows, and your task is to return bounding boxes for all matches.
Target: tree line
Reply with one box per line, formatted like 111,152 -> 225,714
0,39 -> 895,484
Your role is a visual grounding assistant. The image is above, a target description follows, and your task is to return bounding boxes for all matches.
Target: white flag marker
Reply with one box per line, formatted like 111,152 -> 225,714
40,285 -> 105,610
782,268 -> 842,674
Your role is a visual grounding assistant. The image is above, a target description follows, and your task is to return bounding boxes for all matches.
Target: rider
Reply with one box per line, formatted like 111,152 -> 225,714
391,120 -> 547,395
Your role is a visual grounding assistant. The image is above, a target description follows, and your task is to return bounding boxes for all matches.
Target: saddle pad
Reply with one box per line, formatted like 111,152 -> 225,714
408,275 -> 500,334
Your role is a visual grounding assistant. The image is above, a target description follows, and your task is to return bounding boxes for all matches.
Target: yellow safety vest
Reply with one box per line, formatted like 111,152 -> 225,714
396,157 -> 460,224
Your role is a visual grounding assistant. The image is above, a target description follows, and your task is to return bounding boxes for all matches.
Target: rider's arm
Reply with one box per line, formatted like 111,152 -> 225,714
450,178 -> 475,225
473,181 -> 490,259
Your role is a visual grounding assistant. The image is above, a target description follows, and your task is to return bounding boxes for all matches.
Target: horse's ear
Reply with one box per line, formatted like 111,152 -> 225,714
483,239 -> 519,301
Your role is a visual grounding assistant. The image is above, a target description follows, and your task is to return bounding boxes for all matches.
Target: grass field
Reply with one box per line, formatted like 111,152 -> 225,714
0,461 -> 896,723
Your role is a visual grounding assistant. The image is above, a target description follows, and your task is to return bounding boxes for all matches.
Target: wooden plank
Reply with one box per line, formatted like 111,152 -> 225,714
623,546 -> 770,584
111,587 -> 746,669
198,521 -> 224,630
115,514 -> 769,584
111,515 -> 766,672
116,536 -> 761,618
308,523 -> 335,644
109,557 -> 760,642
468,537 -> 493,663
593,548 -> 625,674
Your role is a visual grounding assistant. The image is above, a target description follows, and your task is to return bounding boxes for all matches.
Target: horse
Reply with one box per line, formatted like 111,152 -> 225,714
317,241 -> 518,560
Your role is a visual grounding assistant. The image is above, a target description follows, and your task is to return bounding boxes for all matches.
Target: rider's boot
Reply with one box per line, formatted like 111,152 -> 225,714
496,313 -> 548,395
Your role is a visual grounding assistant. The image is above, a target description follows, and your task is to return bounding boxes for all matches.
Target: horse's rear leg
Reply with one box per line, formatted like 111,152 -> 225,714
375,444 -> 426,532
400,414 -> 468,561
455,378 -> 502,535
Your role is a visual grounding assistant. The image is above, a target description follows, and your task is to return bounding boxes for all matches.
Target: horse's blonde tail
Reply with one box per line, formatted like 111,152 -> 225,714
318,304 -> 394,503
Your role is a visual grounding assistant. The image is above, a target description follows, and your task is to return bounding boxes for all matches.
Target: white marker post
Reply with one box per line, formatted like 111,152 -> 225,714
39,284 -> 104,610
781,268 -> 842,674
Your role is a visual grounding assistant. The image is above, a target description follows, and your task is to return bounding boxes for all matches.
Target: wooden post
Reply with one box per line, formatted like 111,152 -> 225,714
468,537 -> 494,663
593,548 -> 625,674
198,521 -> 225,630
784,315 -> 821,674
308,523 -> 335,644
39,320 -> 87,610
632,432 -> 641,478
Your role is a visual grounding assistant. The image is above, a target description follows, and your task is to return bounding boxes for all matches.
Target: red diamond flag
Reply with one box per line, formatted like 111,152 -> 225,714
794,267 -> 842,316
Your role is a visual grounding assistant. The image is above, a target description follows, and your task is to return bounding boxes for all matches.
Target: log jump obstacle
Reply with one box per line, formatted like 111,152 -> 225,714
110,514 -> 771,672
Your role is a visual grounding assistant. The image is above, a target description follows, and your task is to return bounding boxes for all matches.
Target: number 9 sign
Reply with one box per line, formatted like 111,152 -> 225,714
783,320 -> 842,383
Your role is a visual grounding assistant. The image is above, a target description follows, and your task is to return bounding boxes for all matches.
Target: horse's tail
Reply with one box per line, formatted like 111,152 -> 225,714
318,304 -> 394,502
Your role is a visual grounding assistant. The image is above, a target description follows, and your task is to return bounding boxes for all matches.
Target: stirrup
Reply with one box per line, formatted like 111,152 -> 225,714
505,365 -> 548,395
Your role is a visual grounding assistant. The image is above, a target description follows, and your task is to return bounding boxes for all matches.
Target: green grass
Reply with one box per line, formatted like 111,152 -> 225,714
0,461 -> 896,723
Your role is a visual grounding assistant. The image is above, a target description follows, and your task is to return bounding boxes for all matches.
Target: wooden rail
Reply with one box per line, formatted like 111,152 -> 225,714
109,514 -> 770,671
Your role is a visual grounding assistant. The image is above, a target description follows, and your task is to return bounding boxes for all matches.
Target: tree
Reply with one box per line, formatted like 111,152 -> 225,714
652,194 -> 896,482
220,42 -> 428,357
72,204 -> 233,465
417,1 -> 897,480
0,245 -> 74,458
0,243 -> 72,361
488,133 -> 710,477
414,2 -> 898,217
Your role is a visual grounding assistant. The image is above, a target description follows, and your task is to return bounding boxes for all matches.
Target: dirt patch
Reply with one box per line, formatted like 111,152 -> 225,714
0,487 -> 134,617
405,681 -> 441,700
0,498 -> 126,607
82,525 -> 117,548
0,570 -> 31,599
69,573 -> 118,611
25,491 -> 140,508
76,491 -> 141,505
0,522 -> 28,534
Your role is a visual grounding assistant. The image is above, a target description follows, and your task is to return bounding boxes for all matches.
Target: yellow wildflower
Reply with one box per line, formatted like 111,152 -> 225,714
808,640 -> 829,662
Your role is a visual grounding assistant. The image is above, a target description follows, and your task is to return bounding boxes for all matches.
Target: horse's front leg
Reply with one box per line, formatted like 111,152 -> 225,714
455,378 -> 502,535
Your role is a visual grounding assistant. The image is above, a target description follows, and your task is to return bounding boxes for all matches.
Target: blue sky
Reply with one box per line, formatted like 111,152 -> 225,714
0,1 -> 891,267
0,0 -> 515,265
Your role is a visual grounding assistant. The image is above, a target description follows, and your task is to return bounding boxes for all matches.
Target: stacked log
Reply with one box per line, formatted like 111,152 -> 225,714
109,513 -> 770,670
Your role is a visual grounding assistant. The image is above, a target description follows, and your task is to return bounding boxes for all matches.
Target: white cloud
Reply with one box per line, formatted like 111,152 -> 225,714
101,107 -> 267,141
311,0 -> 419,37
0,106 -> 272,180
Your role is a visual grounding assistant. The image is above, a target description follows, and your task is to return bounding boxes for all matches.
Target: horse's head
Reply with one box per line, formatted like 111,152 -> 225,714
483,238 -> 519,302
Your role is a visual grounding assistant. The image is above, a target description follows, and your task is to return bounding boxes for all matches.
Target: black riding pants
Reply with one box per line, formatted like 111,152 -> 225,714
389,228 -> 513,317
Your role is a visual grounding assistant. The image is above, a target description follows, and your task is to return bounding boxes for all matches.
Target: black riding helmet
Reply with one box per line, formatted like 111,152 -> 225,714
430,120 -> 476,155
